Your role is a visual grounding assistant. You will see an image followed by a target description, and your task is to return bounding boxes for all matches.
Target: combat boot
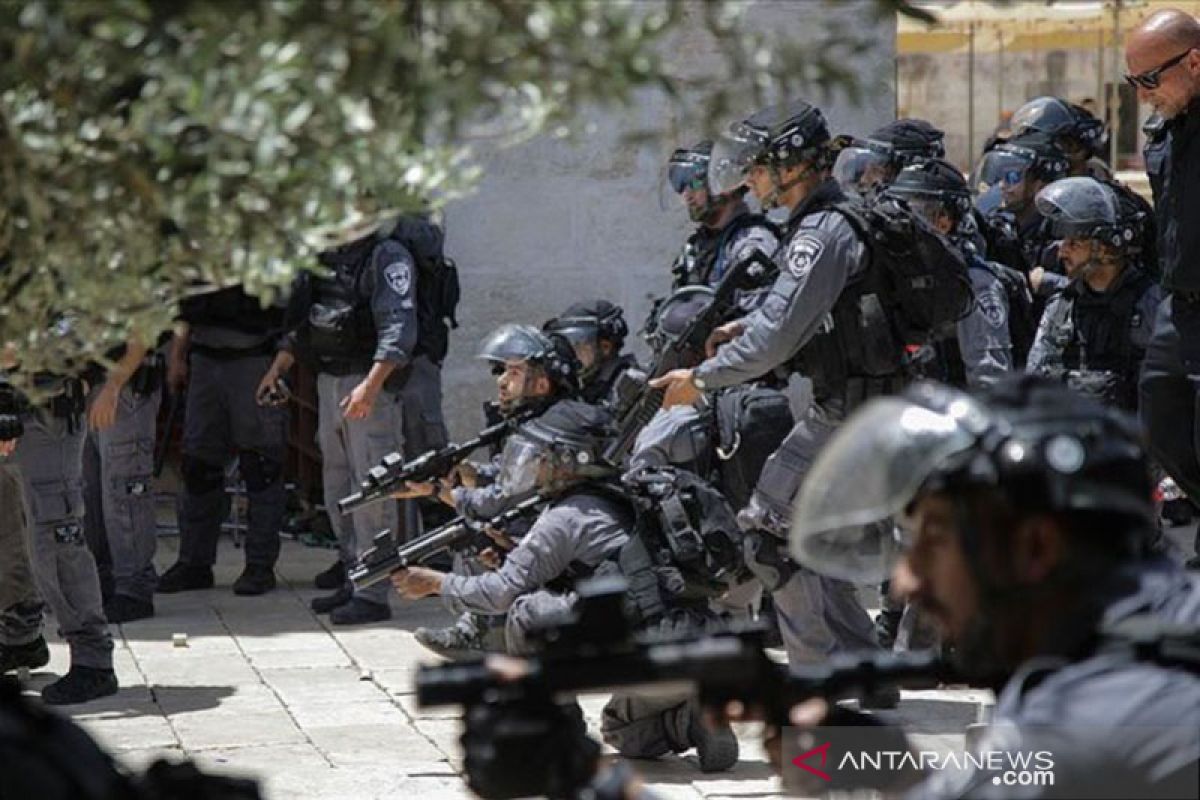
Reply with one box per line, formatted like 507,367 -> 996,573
233,564 -> 277,596
330,597 -> 391,625
688,717 -> 740,773
0,637 -> 49,673
41,666 -> 118,705
310,584 -> 352,614
313,559 -> 346,590
157,562 -> 214,593
104,595 -> 155,624
414,625 -> 486,661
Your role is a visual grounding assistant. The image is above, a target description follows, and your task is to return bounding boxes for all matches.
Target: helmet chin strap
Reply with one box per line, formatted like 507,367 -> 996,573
765,162 -> 816,209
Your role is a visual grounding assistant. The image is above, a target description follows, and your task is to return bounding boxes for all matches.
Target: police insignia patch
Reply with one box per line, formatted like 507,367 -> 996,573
787,234 -> 824,279
383,261 -> 411,297
978,290 -> 1006,328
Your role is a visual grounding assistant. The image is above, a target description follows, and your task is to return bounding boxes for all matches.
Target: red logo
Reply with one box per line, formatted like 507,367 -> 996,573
791,741 -> 832,781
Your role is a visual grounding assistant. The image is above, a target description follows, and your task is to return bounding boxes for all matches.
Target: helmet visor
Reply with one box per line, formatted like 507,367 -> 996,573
972,150 -> 1034,191
709,126 -> 766,196
790,396 -> 979,583
477,324 -> 547,364
832,145 -> 894,196
1034,177 -> 1119,240
668,153 -> 710,194
497,435 -> 546,498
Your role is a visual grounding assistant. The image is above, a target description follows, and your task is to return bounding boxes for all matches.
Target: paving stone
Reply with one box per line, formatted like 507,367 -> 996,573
173,707 -> 307,750
78,713 -> 179,752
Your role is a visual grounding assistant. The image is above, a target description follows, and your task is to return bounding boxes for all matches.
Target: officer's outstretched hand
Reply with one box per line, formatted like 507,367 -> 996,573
341,380 -> 379,420
650,369 -> 701,409
391,566 -> 444,599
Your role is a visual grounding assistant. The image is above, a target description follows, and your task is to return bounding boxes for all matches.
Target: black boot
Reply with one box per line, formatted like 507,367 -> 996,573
104,595 -> 155,624
233,564 -> 277,596
157,562 -> 214,593
330,597 -> 391,626
41,666 -> 118,705
310,584 -> 352,614
0,637 -> 50,673
313,559 -> 346,590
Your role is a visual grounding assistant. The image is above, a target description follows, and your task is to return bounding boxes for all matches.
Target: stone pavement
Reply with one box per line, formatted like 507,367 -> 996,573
25,535 -> 992,800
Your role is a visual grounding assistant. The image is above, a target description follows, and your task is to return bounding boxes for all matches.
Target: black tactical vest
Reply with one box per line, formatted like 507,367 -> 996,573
671,212 -> 774,289
298,237 -> 380,373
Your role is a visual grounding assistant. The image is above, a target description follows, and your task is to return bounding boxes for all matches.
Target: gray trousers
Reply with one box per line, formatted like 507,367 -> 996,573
601,692 -> 698,758
178,352 -> 287,568
83,383 -> 160,603
743,398 -> 879,665
0,463 -> 41,646
398,356 -> 449,541
504,589 -> 576,655
317,372 -> 404,605
2,414 -> 112,669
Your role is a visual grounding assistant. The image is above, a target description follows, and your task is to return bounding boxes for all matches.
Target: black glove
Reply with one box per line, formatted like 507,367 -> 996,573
0,413 -> 23,442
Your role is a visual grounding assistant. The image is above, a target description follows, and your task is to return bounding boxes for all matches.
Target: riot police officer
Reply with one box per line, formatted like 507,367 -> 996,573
543,300 -> 639,408
832,117 -> 945,198
788,375 -> 1200,798
1009,95 -> 1111,179
0,372 -> 115,705
160,285 -> 289,597
265,211 -> 442,625
1027,177 -> 1161,412
650,101 -> 893,687
396,324 -> 580,658
885,159 -> 1016,388
81,339 -> 163,623
662,140 -> 778,291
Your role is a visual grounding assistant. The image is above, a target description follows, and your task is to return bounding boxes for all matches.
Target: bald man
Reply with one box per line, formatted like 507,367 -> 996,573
1128,9 -> 1200,567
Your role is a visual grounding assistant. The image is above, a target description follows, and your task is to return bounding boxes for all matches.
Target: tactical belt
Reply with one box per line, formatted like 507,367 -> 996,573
190,341 -> 276,360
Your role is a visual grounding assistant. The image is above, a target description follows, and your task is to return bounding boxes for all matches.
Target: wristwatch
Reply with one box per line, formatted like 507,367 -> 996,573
690,373 -> 707,391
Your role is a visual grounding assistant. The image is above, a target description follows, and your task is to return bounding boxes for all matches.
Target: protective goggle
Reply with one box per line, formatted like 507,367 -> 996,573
832,142 -> 896,195
668,156 -> 710,194
973,149 -> 1035,190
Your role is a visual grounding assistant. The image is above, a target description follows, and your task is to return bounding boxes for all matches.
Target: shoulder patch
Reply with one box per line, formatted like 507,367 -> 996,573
977,288 -> 1006,329
382,260 -> 412,297
786,233 -> 825,280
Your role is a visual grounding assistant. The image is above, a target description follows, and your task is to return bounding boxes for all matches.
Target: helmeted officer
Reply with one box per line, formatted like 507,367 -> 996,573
160,285 -> 289,597
262,210 -> 440,625
543,300 -> 639,408
1027,177 -> 1161,412
81,339 -> 163,623
649,101 -> 895,688
0,371 -> 115,705
664,141 -> 780,292
1009,95 -> 1111,179
789,375 -> 1200,799
885,159 -> 1016,388
397,324 -> 580,658
831,117 -> 945,199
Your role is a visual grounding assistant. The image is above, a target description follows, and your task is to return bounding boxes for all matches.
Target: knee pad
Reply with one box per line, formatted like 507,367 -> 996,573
238,450 -> 282,492
181,456 -> 225,495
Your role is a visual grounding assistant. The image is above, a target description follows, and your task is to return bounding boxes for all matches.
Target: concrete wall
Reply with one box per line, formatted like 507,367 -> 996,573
437,0 -> 896,438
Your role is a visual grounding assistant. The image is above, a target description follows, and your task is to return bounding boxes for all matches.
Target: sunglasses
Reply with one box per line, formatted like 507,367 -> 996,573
1124,48 -> 1194,90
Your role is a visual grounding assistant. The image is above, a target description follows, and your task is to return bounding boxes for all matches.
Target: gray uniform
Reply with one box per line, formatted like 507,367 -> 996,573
83,380 -> 161,604
440,492 -> 629,654
310,238 -> 421,604
629,405 -> 711,473
691,180 -> 880,665
905,561 -> 1200,800
957,261 -> 1014,389
2,408 -> 112,669
0,461 -> 39,645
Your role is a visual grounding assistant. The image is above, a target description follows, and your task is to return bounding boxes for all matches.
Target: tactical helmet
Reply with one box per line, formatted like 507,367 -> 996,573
883,158 -> 972,221
644,286 -> 715,360
790,375 -> 1154,583
708,100 -> 831,195
1034,177 -> 1134,249
543,300 -> 628,382
497,400 -> 615,497
870,118 -> 947,162
833,119 -> 946,197
1010,96 -> 1106,157
477,323 -> 580,394
972,131 -> 1070,192
668,141 -> 715,194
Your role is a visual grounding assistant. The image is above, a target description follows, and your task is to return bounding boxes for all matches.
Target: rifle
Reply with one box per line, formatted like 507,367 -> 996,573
348,493 -> 548,591
337,405 -> 542,515
603,251 -> 776,465
416,578 -> 951,800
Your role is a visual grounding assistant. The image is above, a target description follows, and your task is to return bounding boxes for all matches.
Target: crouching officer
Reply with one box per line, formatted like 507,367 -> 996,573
396,324 -> 580,658
650,101 -> 890,678
786,375 -> 1200,798
264,211 -> 438,625
0,372 -> 115,705
543,300 -> 639,409
1027,177 -> 1160,412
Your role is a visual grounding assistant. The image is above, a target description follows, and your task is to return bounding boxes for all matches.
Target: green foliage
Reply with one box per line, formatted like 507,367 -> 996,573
0,0 -> 911,382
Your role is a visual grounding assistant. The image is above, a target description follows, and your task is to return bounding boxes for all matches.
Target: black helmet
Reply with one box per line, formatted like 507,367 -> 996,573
870,118 -> 947,162
497,400 -> 615,496
543,300 -> 628,383
477,323 -> 580,394
790,375 -> 1154,583
972,131 -> 1070,191
644,286 -> 714,361
1034,177 -> 1135,250
1010,96 -> 1106,157
708,100 -> 831,195
883,158 -> 972,220
668,141 -> 714,194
